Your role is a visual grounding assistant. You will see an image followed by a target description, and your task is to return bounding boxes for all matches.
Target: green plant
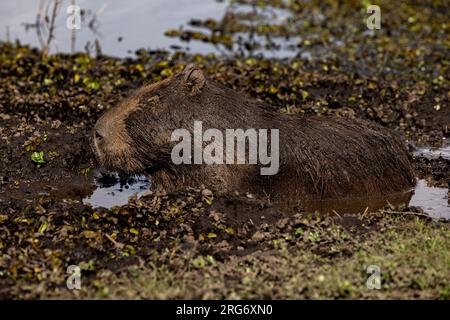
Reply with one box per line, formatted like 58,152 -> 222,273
30,151 -> 45,167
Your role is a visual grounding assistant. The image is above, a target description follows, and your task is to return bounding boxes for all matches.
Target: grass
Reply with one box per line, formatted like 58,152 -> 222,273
42,215 -> 449,299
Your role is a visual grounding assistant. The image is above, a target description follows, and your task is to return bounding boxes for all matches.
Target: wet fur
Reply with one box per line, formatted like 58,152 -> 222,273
94,65 -> 415,202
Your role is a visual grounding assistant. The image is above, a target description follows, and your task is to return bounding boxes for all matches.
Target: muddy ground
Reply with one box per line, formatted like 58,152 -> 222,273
0,0 -> 449,299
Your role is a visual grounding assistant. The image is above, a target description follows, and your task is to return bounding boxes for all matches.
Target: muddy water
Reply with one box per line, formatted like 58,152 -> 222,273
81,173 -> 450,220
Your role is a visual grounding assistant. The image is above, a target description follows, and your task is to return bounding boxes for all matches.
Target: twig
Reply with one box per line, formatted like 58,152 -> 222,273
35,0 -> 46,49
43,0 -> 62,57
5,25 -> 10,42
105,233 -> 124,249
384,210 -> 430,219
360,206 -> 369,219
70,0 -> 76,53
332,210 -> 342,219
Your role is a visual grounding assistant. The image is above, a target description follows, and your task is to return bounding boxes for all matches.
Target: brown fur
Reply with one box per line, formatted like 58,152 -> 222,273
93,64 -> 415,202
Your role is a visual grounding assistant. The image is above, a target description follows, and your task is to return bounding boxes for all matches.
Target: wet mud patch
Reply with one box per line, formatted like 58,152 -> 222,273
0,115 -> 95,206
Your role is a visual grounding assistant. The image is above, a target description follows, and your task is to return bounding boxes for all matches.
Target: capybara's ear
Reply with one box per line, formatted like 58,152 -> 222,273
182,64 -> 206,95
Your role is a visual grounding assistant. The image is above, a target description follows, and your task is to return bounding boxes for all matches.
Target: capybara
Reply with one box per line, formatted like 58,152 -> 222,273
93,64 -> 415,202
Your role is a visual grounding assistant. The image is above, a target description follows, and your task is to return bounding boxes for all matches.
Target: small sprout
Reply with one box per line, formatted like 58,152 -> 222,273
308,232 -> 320,243
89,81 -> 100,90
83,77 -> 100,90
30,151 -> 45,167
301,90 -> 309,100
272,239 -> 280,248
18,218 -> 33,224
135,64 -> 144,72
224,227 -> 234,235
80,167 -> 92,176
48,151 -> 59,160
125,244 -> 136,255
25,145 -> 34,152
82,230 -> 97,239
155,61 -> 169,68
192,256 -> 206,268
160,68 -> 173,77
269,85 -> 278,94
129,228 -> 139,235
38,222 -> 48,234
207,232 -> 217,238
245,58 -> 256,65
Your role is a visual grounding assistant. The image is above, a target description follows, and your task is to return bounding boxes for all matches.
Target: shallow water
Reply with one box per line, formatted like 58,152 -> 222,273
0,0 -> 300,58
413,140 -> 450,161
0,0 -> 228,57
82,171 -> 450,220
408,180 -> 449,220
301,179 -> 449,219
82,172 -> 150,208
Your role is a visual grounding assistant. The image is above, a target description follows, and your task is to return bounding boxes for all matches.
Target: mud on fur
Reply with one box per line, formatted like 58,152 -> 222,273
93,64 -> 415,202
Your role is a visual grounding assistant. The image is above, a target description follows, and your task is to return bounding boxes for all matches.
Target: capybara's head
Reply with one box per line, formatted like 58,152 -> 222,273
93,64 -> 209,174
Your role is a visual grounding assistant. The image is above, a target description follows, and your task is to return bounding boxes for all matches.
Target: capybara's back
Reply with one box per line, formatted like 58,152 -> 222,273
265,115 -> 415,200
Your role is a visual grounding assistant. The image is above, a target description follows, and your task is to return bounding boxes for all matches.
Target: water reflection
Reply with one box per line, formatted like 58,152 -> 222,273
83,171 -> 449,220
302,179 -> 449,220
82,172 -> 150,209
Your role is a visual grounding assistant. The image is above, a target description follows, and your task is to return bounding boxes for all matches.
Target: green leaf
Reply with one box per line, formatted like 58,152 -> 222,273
30,151 -> 45,166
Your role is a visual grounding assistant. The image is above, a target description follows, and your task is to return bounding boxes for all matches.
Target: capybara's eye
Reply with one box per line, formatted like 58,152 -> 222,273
95,130 -> 103,141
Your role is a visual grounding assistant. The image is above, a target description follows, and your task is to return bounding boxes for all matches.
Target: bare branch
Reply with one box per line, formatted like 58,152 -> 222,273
43,0 -> 62,57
